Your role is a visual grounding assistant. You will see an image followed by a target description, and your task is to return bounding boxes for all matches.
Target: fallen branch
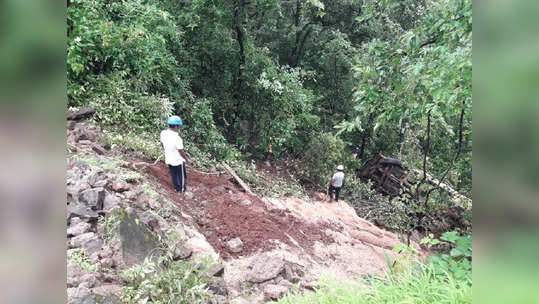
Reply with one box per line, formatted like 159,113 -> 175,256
221,163 -> 254,195
131,156 -> 162,170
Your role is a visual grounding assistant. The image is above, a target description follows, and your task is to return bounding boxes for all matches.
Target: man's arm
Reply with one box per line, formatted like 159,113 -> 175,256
179,149 -> 190,164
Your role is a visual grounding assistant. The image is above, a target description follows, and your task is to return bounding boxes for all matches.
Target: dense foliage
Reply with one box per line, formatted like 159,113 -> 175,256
67,0 -> 471,211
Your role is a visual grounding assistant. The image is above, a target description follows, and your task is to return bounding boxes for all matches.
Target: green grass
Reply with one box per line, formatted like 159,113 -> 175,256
274,263 -> 471,304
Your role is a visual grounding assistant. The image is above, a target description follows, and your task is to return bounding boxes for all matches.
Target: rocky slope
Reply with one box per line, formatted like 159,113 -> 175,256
66,113 -> 422,304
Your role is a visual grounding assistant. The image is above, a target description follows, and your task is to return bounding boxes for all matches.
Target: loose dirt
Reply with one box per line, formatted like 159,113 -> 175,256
143,161 -> 337,259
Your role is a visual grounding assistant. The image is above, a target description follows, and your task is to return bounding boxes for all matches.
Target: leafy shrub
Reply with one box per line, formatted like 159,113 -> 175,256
121,256 -> 215,304
295,132 -> 347,187
421,231 -> 472,282
87,74 -> 174,133
185,99 -> 236,161
101,129 -> 163,160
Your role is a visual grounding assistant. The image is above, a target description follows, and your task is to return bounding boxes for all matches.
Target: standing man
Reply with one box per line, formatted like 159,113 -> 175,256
328,165 -> 345,202
160,115 -> 189,193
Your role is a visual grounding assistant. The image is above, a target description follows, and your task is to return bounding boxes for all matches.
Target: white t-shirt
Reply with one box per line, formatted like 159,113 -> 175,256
160,129 -> 185,166
332,171 -> 344,187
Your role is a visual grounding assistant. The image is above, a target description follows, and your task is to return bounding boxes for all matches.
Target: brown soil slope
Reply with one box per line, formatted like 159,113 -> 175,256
145,162 -> 338,260
143,161 -> 421,282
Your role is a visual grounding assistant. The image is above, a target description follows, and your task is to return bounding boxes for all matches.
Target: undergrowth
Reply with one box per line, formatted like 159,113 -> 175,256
275,263 -> 471,304
99,126 -> 310,199
276,232 -> 472,304
121,255 -> 216,304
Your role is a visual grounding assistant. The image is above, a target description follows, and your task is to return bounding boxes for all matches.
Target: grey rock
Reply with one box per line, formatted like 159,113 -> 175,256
185,191 -> 194,200
67,120 -> 77,130
110,181 -> 130,193
94,180 -> 108,188
74,294 -> 121,304
247,255 -> 285,283
263,284 -> 289,301
135,194 -> 150,209
67,183 -> 91,202
67,203 -> 99,222
80,273 -> 98,289
78,188 -> 105,210
172,242 -> 192,260
92,144 -> 107,155
67,221 -> 92,237
227,237 -> 243,253
282,264 -> 300,283
100,257 -> 114,269
98,245 -> 114,259
208,279 -> 228,296
102,194 -> 120,212
67,266 -> 84,288
67,286 -> 91,304
102,194 -> 120,211
92,284 -> 124,297
71,232 -> 102,255
67,107 -> 96,121
70,216 -> 83,226
73,161 -> 91,170
207,262 -> 225,277
123,190 -> 140,201
229,298 -> 251,304
89,252 -> 100,264
118,209 -> 160,266
88,170 -> 105,187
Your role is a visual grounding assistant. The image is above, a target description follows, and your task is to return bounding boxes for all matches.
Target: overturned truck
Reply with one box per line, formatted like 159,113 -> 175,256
358,154 -> 412,197
358,154 -> 471,210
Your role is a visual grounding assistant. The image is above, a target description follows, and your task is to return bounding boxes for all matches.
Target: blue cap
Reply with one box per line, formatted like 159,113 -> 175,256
167,115 -> 182,126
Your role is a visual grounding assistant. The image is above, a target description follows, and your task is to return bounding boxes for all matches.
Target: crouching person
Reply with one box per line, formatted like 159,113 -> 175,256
328,165 -> 345,202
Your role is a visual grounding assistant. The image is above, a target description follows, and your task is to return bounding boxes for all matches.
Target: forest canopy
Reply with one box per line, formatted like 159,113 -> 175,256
67,0 -> 472,195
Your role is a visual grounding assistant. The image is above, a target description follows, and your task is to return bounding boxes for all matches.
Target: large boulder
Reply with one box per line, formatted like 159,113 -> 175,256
118,209 -> 160,266
247,254 -> 285,283
78,188 -> 105,210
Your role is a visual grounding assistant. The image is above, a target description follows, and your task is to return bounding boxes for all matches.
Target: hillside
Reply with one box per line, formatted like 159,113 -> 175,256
66,115 -> 426,304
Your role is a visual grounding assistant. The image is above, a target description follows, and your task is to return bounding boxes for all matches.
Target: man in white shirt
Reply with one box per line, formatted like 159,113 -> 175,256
328,165 -> 345,202
160,115 -> 190,193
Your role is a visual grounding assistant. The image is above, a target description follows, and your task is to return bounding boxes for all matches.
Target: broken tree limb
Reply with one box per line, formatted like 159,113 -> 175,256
221,163 -> 254,195
411,169 -> 472,210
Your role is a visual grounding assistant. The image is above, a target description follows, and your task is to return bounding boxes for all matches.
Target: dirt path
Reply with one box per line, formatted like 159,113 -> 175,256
143,161 -> 337,259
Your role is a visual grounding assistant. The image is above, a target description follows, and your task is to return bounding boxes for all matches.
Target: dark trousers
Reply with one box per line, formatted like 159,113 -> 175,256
168,163 -> 187,192
328,185 -> 341,201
